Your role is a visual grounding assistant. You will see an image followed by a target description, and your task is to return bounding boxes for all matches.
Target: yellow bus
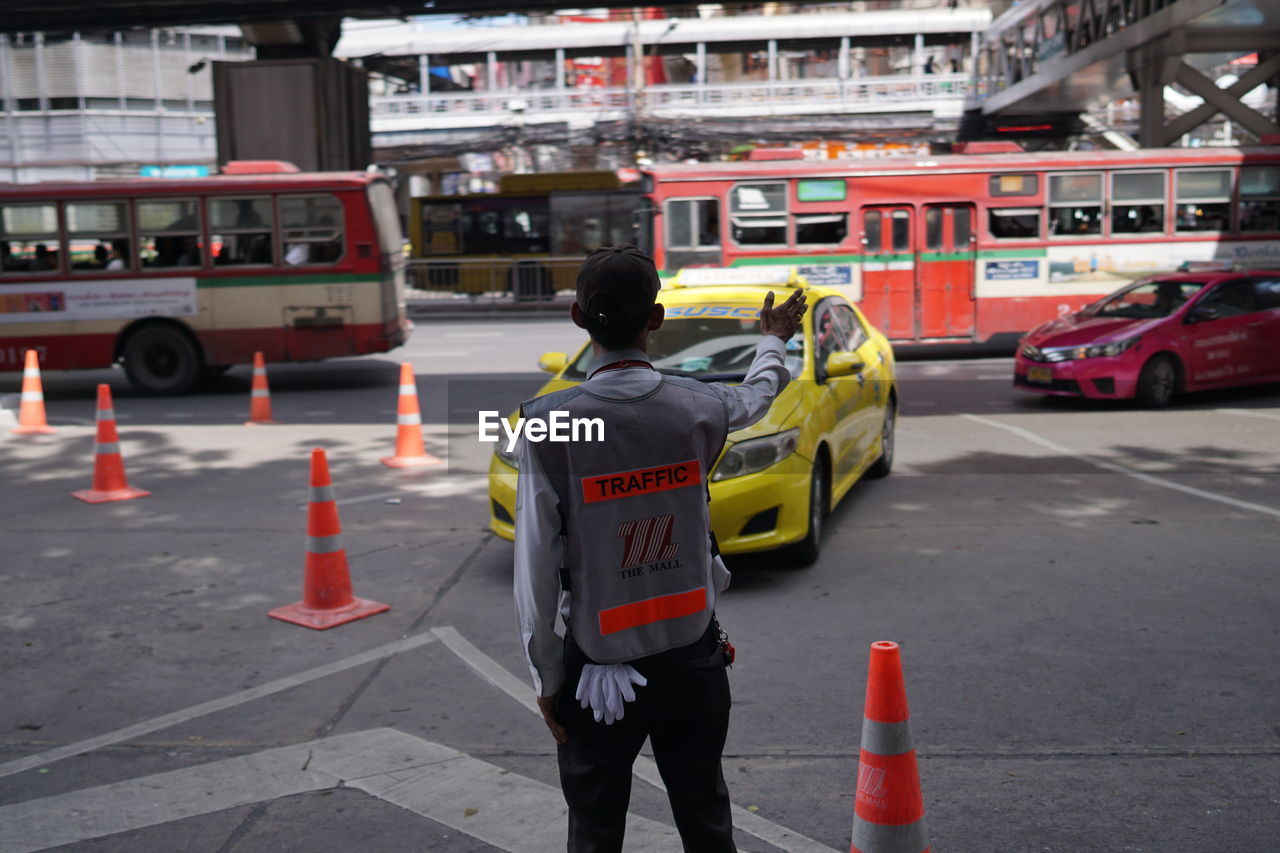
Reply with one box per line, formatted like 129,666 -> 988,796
408,171 -> 645,299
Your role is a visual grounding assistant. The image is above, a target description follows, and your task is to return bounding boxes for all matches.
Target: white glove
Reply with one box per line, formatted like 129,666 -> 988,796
575,663 -> 648,725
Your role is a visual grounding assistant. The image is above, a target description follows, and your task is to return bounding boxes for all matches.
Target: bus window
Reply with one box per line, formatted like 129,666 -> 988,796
989,174 -> 1039,197
730,182 -> 787,246
551,192 -> 610,254
795,213 -> 847,245
925,207 -> 943,251
989,207 -> 1040,240
1112,172 -> 1165,235
367,182 -> 405,255
281,194 -> 344,266
1048,173 -> 1102,236
864,209 -> 882,249
503,204 -> 550,254
210,197 -> 274,266
954,207 -> 972,246
68,201 -> 130,272
665,198 -> 720,249
139,199 -> 201,269
891,210 -> 910,252
1239,166 -> 1280,233
0,203 -> 59,274
1175,169 -> 1231,233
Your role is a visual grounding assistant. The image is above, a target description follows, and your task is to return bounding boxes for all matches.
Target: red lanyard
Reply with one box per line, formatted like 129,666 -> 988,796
590,359 -> 654,378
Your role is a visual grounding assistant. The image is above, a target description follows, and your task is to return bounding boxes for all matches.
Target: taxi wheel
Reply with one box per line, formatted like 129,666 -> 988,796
1136,354 -> 1179,408
787,458 -> 827,566
867,399 -> 896,479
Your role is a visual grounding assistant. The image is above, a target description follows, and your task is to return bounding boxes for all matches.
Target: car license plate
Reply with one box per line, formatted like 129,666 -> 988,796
1028,366 -> 1053,384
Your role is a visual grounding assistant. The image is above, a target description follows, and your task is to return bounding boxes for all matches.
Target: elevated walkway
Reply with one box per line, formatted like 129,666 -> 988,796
972,0 -> 1280,146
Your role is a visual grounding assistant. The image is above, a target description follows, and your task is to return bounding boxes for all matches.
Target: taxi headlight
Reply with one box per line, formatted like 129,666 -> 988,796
1073,335 -> 1141,360
712,428 -> 799,481
495,443 -> 519,469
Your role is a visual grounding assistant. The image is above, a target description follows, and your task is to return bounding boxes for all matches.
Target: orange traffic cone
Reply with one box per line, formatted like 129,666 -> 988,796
12,349 -> 56,435
71,384 -> 150,504
244,351 -> 279,425
850,641 -> 929,853
380,362 -> 440,468
268,448 -> 390,630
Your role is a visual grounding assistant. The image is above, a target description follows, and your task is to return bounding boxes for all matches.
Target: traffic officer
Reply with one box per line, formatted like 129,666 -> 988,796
513,244 -> 806,852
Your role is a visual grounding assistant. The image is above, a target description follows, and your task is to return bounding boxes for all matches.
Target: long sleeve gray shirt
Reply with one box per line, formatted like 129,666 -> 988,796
514,335 -> 791,697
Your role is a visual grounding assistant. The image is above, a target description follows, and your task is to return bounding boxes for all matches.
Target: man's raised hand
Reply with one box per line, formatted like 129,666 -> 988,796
759,289 -> 808,341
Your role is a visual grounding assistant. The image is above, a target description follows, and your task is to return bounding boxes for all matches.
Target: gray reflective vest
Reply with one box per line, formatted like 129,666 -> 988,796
522,373 -> 729,663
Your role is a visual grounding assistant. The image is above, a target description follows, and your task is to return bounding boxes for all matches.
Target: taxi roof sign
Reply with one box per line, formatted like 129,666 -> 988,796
670,266 -> 806,288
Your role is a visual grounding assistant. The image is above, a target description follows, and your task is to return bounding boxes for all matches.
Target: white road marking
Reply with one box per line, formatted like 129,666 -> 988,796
1217,408 -> 1280,421
432,626 -> 841,853
963,414 -> 1280,520
0,632 -> 439,781
0,728 -> 680,853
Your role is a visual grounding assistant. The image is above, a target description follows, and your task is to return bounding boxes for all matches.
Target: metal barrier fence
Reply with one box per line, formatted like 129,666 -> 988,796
406,256 -> 586,306
371,74 -> 972,124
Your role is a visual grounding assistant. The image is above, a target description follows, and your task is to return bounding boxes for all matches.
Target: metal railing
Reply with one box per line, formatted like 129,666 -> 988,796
371,74 -> 972,124
406,256 -> 586,307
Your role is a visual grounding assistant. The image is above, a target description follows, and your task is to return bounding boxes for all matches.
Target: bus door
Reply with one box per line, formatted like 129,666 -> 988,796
920,204 -> 976,339
860,206 -> 915,340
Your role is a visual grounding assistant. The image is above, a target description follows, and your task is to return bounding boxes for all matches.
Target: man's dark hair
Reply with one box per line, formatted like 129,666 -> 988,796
576,244 -> 660,349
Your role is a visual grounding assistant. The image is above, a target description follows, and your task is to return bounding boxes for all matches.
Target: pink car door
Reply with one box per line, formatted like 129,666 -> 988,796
1182,278 -> 1269,388
1248,277 -> 1280,380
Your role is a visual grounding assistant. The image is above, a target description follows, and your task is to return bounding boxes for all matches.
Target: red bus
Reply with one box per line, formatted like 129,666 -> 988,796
642,144 -> 1280,345
0,163 -> 408,394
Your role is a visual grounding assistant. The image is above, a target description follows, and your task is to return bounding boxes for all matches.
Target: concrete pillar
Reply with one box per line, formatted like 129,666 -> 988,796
696,42 -> 706,87
151,29 -> 163,111
487,51 -> 498,91
115,33 -> 127,110
914,33 -> 924,77
183,32 -> 194,111
768,39 -> 778,83
555,48 -> 565,90
34,33 -> 48,111
839,36 -> 850,80
419,54 -> 430,94
73,33 -> 87,110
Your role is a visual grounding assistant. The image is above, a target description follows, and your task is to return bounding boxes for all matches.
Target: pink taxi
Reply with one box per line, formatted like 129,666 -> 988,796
1015,271 -> 1280,407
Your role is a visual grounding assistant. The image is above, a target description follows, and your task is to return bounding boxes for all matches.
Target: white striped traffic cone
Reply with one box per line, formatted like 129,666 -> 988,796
71,384 -> 150,504
381,362 -> 441,468
12,349 -> 56,435
245,351 -> 279,425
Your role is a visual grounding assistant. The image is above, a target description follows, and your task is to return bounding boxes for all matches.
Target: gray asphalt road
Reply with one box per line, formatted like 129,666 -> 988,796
2,318 -> 1278,852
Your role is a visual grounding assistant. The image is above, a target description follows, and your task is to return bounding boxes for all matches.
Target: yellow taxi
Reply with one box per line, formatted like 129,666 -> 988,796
487,267 -> 898,564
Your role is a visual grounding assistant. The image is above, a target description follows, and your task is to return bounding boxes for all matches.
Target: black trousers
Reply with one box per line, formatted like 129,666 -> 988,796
555,621 -> 736,853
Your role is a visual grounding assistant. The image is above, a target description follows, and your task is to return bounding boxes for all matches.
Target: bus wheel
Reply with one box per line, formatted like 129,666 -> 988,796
122,325 -> 203,395
1136,354 -> 1178,408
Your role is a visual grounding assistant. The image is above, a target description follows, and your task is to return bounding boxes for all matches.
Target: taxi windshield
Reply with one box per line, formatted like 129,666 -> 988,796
1085,279 -> 1208,319
562,303 -> 806,381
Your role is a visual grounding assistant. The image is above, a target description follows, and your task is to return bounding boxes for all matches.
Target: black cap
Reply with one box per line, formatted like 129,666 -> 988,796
575,245 -> 660,329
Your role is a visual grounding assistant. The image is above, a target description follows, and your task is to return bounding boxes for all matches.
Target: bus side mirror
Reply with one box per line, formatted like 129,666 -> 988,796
825,352 -> 864,378
538,351 -> 568,375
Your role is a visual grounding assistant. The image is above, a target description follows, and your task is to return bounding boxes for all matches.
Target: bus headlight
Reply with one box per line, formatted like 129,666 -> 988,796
712,429 -> 800,481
